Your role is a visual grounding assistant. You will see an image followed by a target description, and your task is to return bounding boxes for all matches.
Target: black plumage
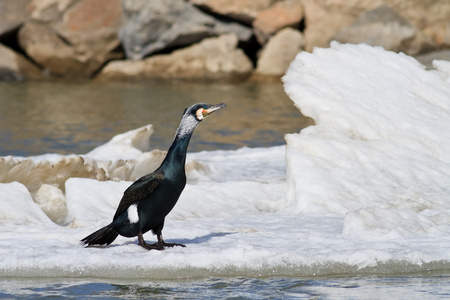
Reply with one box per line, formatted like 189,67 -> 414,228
81,103 -> 226,250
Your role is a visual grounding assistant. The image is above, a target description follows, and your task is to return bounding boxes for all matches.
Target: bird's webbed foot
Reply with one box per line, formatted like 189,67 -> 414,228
139,241 -> 165,250
155,234 -> 186,249
137,232 -> 186,250
138,232 -> 165,251
158,241 -> 186,248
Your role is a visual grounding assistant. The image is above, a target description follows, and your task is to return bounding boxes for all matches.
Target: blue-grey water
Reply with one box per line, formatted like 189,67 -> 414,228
0,81 -> 449,299
2,274 -> 450,299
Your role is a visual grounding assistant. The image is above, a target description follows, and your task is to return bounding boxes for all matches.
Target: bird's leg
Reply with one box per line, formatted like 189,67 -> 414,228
156,233 -> 186,248
151,221 -> 186,248
138,232 -> 164,250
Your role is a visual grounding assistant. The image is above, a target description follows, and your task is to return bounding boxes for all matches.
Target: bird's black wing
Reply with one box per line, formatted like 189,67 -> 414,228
113,170 -> 164,220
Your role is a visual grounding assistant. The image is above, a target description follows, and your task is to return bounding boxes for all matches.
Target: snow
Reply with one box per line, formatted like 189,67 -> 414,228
0,182 -> 53,226
283,42 -> 450,240
0,43 -> 449,279
86,124 -> 153,161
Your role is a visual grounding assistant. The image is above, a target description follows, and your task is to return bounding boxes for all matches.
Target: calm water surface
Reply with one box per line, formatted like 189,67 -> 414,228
1,81 -> 449,298
0,80 -> 312,156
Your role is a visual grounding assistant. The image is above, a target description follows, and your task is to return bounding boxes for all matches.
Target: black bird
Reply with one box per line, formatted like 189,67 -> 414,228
81,103 -> 226,250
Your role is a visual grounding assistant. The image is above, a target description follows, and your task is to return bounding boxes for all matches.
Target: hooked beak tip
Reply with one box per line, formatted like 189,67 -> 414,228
203,102 -> 226,117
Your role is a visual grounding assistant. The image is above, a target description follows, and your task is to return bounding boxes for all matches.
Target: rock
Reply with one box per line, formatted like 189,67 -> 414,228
301,0 -> 372,51
332,6 -> 435,55
302,0 -> 450,52
18,0 -> 123,78
0,0 -> 31,37
393,0 -> 450,49
253,0 -> 304,45
255,28 -> 304,77
190,0 -> 276,25
424,24 -> 450,49
96,34 -> 253,82
119,0 -> 253,60
0,43 -> 42,81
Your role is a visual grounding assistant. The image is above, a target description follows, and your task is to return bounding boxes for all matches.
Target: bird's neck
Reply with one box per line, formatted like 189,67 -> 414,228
160,131 -> 193,177
160,114 -> 199,177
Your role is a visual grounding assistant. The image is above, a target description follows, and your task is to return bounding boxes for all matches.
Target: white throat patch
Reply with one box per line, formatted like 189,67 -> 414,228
127,204 -> 139,224
176,114 -> 200,139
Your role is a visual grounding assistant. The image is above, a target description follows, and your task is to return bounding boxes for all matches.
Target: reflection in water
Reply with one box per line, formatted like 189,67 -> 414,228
0,81 -> 313,156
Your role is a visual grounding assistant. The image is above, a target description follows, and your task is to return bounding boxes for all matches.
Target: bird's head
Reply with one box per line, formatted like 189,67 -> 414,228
184,103 -> 227,121
176,103 -> 226,138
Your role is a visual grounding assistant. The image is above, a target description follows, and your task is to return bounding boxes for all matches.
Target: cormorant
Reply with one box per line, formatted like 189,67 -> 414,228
81,103 -> 226,250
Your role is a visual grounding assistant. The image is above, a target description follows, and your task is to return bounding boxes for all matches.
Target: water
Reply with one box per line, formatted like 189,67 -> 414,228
0,81 -> 449,298
2,274 -> 450,299
0,80 -> 312,156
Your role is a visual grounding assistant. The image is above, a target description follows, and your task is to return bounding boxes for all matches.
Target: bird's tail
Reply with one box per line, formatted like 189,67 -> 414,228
81,225 -> 118,246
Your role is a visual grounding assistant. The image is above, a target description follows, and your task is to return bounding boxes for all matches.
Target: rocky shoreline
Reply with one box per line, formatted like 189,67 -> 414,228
1,0 -> 449,82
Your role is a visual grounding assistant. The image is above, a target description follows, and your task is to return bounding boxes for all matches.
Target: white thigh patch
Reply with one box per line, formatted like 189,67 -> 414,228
127,204 -> 139,224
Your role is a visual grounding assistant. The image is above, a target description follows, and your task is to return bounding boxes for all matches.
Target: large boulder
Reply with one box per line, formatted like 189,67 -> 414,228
424,24 -> 450,49
333,6 -> 435,55
255,28 -> 304,77
18,0 -> 123,78
0,44 -> 42,81
302,0 -> 450,52
119,0 -> 253,60
392,0 -> 450,49
190,0 -> 276,25
253,0 -> 304,45
0,0 -> 31,38
96,34 -> 253,82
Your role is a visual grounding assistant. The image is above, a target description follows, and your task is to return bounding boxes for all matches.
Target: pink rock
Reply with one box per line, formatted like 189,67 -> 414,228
19,0 -> 123,78
253,0 -> 304,45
